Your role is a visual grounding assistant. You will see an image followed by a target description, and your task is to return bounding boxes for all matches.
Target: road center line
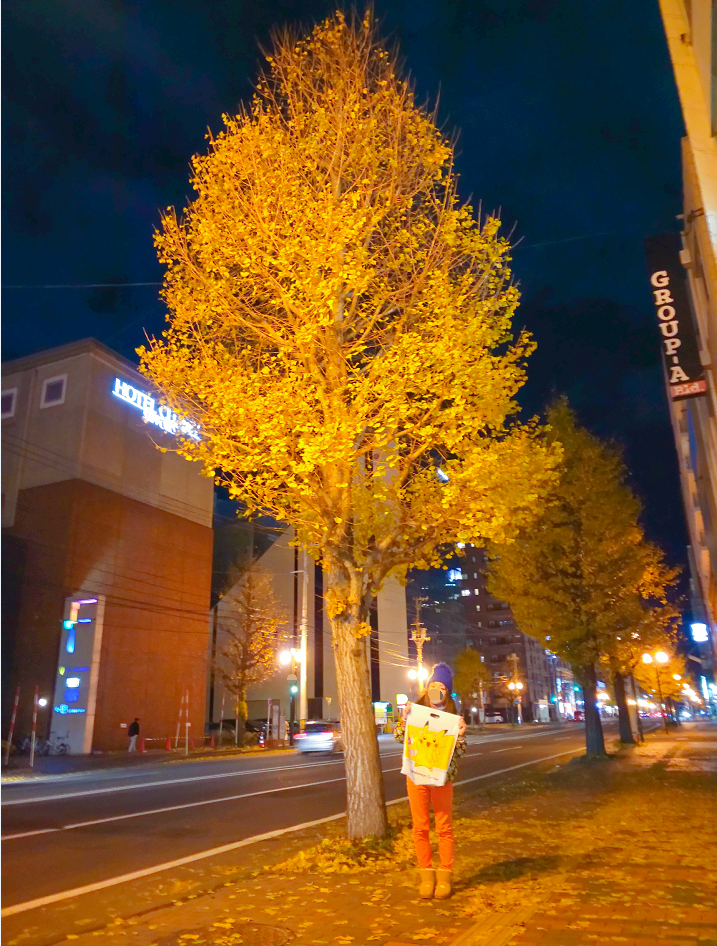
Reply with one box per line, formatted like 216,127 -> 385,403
1,728 -> 580,806
1,766 -> 401,840
0,747 -> 584,918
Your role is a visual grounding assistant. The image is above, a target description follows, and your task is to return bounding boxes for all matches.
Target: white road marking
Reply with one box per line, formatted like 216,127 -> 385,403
0,759 -> 347,806
0,747 -> 584,917
1,767 -> 400,840
1,727 -> 583,806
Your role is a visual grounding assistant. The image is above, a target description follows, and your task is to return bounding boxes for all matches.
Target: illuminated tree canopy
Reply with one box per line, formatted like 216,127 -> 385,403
140,11 -> 558,837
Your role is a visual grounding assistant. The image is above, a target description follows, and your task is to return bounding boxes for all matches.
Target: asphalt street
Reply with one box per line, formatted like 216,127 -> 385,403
1,722 -> 618,912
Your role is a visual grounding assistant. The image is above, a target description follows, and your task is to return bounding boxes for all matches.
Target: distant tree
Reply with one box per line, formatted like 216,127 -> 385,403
487,400 -> 679,756
215,564 -> 289,745
605,542 -> 680,742
139,11 -> 558,838
454,647 -> 492,719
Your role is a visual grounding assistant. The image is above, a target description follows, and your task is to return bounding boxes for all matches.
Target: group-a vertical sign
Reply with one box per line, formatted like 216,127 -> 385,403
644,233 -> 707,401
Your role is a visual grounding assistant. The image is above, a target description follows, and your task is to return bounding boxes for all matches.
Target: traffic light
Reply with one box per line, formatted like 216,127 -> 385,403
290,684 -> 299,695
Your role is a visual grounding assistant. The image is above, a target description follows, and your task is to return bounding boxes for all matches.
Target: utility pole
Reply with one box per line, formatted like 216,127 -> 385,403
411,597 -> 430,686
300,550 -> 309,729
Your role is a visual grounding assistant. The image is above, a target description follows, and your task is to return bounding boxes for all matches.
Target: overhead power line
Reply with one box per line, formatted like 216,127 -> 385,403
2,282 -> 161,289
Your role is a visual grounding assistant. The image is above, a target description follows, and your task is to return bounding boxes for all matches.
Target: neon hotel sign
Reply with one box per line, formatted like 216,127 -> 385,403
112,378 -> 200,440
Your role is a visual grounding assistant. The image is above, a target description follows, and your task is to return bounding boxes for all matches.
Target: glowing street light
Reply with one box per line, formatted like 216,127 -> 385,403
279,650 -> 292,666
408,669 -> 418,680
642,651 -> 670,731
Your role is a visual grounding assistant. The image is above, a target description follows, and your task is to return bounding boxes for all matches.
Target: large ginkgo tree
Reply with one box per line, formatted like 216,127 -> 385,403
140,11 -> 557,839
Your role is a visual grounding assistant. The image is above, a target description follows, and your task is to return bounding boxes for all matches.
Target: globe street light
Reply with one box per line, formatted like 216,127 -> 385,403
642,651 -> 669,731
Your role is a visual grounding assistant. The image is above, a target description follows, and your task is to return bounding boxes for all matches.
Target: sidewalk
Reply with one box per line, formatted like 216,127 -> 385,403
4,724 -> 716,946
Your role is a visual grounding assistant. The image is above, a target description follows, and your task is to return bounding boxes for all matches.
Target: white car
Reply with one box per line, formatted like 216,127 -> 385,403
484,713 -> 504,724
294,720 -> 343,754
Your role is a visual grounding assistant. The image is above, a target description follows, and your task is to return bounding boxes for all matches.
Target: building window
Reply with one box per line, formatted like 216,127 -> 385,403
41,375 -> 67,408
461,589 -> 471,597
1,388 -> 17,419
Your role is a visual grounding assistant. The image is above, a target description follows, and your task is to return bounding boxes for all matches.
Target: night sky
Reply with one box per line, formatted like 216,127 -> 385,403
2,1 -> 687,563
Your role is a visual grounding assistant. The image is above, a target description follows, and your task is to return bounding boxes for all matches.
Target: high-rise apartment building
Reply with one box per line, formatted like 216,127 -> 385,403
458,546 -> 575,721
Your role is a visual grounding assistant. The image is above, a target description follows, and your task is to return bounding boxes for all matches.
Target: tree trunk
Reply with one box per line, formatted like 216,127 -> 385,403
612,670 -> 635,745
236,686 -> 247,746
582,663 -> 606,757
325,564 -> 388,840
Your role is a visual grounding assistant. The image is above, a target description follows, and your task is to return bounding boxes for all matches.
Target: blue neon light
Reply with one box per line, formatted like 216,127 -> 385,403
64,687 -> 80,703
63,620 -> 74,630
77,618 -> 92,623
65,626 -> 76,654
54,704 -> 86,715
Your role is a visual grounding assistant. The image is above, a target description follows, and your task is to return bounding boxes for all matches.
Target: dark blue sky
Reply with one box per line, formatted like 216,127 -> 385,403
2,0 -> 687,560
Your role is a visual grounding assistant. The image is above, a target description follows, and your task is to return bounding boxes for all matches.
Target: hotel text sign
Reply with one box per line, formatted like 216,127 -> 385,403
112,378 -> 200,440
644,234 -> 706,401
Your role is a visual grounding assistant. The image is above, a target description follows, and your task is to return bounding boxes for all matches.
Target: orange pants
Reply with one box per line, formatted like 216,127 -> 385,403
406,778 -> 454,870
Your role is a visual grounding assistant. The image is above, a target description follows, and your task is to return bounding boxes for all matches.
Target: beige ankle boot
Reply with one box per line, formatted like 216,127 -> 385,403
418,868 -> 436,899
434,868 -> 452,899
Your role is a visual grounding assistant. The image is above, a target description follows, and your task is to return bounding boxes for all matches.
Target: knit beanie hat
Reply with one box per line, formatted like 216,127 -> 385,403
428,662 -> 453,694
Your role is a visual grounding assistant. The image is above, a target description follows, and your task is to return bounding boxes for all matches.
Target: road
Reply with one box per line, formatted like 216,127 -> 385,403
1,722 -> 615,913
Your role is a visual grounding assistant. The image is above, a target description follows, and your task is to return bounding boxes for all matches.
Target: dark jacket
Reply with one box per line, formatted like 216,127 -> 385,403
128,721 -> 140,737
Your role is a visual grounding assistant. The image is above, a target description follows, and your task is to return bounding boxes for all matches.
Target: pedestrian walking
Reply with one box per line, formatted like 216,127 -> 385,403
127,717 -> 140,752
394,663 -> 466,900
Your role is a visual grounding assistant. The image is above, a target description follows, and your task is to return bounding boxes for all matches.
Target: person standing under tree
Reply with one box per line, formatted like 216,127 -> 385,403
394,663 -> 467,899
127,718 -> 140,752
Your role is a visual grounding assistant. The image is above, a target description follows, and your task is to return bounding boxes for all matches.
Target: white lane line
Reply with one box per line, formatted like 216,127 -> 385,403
1,751 -> 409,807
0,760 -> 346,806
1,731 -> 576,804
1,767 -> 401,841
2,775 -> 347,840
490,747 -> 516,753
0,747 -> 584,918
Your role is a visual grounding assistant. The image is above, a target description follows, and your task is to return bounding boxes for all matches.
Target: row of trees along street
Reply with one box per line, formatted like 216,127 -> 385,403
487,400 -> 681,756
138,12 -> 679,838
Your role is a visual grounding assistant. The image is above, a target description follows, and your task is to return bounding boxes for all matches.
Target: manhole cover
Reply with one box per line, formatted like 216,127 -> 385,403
154,924 -> 294,946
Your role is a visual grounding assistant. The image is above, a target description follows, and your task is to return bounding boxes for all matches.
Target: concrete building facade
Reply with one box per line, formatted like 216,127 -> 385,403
2,339 -> 214,751
209,523 -> 411,728
658,0 -> 717,678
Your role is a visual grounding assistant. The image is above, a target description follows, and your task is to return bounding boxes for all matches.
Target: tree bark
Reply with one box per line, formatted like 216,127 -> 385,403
581,663 -> 606,757
612,670 -> 635,745
326,564 -> 388,840
236,686 -> 247,746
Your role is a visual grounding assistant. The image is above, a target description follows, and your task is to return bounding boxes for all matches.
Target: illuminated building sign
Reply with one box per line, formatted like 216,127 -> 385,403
51,595 -> 105,753
112,378 -> 200,440
644,234 -> 707,401
691,623 -> 709,643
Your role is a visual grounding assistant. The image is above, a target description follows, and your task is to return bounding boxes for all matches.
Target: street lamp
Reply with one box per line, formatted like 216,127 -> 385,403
280,648 -> 303,744
642,651 -> 669,731
508,680 -> 524,725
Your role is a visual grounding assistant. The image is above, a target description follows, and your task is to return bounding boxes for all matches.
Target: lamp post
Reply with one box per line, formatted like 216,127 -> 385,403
642,651 -> 669,732
508,652 -> 523,725
408,665 -> 429,699
279,647 -> 303,745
